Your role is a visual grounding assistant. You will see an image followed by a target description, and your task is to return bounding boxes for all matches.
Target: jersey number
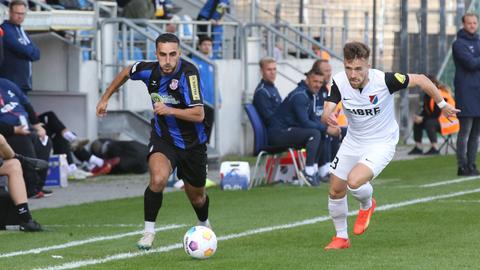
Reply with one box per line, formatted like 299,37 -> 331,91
330,157 -> 339,170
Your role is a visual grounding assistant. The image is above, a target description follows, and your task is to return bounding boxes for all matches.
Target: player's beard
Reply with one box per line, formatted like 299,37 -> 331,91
161,63 -> 176,74
349,77 -> 365,89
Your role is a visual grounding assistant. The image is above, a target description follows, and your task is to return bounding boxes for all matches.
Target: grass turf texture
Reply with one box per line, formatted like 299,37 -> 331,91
1,155 -> 479,270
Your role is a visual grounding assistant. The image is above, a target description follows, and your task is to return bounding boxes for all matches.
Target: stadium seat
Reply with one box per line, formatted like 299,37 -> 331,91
438,134 -> 457,155
244,104 -> 306,188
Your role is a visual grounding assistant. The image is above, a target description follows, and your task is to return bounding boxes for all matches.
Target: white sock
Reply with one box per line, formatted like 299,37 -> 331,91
63,130 -> 77,142
319,163 -> 330,177
348,182 -> 373,210
144,221 -> 155,233
313,164 -> 318,173
68,164 -> 78,173
305,165 -> 315,176
329,196 -> 348,239
89,155 -> 104,167
198,219 -> 211,228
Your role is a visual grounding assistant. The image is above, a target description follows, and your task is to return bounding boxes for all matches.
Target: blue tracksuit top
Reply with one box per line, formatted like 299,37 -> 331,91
0,77 -> 31,125
253,79 -> 281,127
452,28 -> 480,117
198,0 -> 229,20
0,21 -> 40,93
269,80 -> 326,132
191,55 -> 220,107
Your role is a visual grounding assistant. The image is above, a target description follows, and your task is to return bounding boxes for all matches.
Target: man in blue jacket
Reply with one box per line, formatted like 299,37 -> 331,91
0,0 -> 40,94
452,13 -> 480,176
269,66 -> 331,186
253,57 -> 282,128
191,36 -> 220,143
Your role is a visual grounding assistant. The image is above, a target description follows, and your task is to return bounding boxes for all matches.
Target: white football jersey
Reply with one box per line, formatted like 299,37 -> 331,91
329,69 -> 409,146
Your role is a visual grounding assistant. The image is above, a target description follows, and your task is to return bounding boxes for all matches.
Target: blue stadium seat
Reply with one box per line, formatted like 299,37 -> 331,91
244,104 -> 306,187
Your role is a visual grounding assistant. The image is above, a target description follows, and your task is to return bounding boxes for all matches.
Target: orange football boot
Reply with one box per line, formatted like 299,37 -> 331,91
353,198 -> 376,235
324,236 -> 351,250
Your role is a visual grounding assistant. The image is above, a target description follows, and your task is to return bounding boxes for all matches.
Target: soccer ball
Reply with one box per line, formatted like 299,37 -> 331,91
183,226 -> 217,259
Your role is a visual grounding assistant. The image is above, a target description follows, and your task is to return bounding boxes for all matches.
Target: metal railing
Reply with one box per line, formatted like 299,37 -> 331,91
139,18 -> 241,59
242,22 -> 343,99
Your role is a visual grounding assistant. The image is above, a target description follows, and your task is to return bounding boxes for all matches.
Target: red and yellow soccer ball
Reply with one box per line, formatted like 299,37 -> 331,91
183,226 -> 217,259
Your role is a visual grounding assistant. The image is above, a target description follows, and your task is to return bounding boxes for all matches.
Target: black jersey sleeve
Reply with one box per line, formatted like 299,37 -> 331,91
385,72 -> 410,94
325,80 -> 341,104
129,61 -> 155,80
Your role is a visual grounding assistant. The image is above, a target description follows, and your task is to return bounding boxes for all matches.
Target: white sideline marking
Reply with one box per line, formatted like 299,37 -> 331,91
438,199 -> 480,204
33,188 -> 480,270
0,224 -> 185,259
45,224 -> 143,228
420,176 -> 480,188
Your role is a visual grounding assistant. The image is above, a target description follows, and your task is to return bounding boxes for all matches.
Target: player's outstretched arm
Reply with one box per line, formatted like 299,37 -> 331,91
96,66 -> 132,117
407,74 -> 461,118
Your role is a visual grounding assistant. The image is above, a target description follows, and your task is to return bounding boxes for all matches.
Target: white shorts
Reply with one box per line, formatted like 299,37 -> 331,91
329,142 -> 396,181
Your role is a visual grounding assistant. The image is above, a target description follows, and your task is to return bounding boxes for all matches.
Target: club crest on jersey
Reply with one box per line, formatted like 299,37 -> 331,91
369,95 -> 378,105
169,79 -> 179,90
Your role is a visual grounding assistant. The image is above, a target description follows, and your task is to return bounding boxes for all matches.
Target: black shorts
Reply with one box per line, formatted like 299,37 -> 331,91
147,134 -> 207,188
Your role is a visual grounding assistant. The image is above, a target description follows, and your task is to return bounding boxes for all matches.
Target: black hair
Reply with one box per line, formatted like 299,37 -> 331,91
198,36 -> 213,46
155,33 -> 180,48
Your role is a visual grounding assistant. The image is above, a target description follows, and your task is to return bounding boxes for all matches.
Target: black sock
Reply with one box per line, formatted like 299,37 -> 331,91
144,187 -> 163,222
192,195 -> 209,222
16,203 -> 32,223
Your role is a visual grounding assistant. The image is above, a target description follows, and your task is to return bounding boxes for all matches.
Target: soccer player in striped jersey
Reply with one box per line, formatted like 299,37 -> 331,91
96,33 -> 211,250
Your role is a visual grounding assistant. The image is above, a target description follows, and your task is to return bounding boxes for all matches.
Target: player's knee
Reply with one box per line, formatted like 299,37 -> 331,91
346,177 -> 363,190
329,188 -> 346,199
190,195 -> 206,208
3,159 -> 22,176
0,134 -> 7,146
149,172 -> 168,192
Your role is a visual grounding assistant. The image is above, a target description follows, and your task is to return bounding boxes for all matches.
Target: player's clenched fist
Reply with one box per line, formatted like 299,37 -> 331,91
153,102 -> 172,116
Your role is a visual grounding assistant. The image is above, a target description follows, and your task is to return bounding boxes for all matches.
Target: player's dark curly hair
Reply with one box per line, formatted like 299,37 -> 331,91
155,33 -> 180,48
343,42 -> 370,61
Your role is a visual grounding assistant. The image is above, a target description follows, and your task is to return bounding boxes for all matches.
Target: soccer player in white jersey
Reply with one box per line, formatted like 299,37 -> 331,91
321,42 -> 460,250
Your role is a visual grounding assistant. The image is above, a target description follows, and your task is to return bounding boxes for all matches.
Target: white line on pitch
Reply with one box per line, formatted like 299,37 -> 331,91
33,188 -> 480,270
420,175 -> 480,188
0,224 -> 185,259
44,224 -> 143,228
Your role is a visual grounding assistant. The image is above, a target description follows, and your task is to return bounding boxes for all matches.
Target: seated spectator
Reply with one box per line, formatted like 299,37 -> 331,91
253,57 -> 282,128
0,134 -> 46,231
269,66 -> 336,186
311,60 -> 338,180
37,111 -> 93,179
88,138 -> 148,174
408,75 -> 454,155
0,78 -> 51,198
